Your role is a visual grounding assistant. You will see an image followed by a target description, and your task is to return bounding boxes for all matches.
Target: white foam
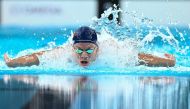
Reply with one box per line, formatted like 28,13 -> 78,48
1,7 -> 189,73
37,29 -> 139,70
93,30 -> 139,68
38,42 -> 79,69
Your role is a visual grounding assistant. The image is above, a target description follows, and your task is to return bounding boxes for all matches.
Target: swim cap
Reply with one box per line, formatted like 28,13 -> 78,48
73,26 -> 97,45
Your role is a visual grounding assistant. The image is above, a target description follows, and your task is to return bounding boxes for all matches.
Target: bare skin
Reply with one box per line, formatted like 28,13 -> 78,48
138,53 -> 175,84
138,53 -> 175,67
3,44 -> 176,100
72,43 -> 98,67
4,43 -> 175,68
4,52 -> 175,68
4,51 -> 45,68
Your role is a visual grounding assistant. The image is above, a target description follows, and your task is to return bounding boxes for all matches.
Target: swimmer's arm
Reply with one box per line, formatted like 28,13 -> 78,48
4,47 -> 63,68
4,51 -> 45,68
138,53 -> 176,67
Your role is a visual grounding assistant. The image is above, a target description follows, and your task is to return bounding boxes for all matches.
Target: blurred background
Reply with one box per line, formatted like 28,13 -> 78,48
0,0 -> 190,26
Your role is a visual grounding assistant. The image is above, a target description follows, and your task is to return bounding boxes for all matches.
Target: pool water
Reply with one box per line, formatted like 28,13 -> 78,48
0,8 -> 190,109
0,25 -> 190,76
0,75 -> 189,109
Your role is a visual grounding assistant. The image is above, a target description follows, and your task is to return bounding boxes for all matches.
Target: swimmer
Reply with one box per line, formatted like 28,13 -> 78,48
3,26 -> 176,108
4,26 -> 175,68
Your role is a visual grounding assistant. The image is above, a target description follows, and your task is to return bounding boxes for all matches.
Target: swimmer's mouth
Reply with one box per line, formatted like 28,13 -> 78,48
80,61 -> 89,66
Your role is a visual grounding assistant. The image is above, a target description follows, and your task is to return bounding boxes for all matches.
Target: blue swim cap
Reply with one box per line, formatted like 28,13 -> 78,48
73,26 -> 97,45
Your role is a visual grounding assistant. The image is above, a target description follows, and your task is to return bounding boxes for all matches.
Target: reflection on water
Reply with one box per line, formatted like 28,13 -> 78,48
0,75 -> 189,109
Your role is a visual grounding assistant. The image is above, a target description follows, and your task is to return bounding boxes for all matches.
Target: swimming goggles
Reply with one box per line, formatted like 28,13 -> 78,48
75,48 -> 95,54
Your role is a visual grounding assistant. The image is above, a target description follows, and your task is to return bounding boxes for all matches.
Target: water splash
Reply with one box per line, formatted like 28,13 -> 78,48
0,6 -> 189,109
0,6 -> 190,71
91,6 -> 188,56
91,5 -> 130,40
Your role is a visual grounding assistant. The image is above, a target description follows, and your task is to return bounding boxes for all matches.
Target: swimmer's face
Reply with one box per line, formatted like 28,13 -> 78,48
73,43 -> 98,67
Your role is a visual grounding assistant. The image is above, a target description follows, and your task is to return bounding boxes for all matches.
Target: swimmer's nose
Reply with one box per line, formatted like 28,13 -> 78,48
80,52 -> 89,60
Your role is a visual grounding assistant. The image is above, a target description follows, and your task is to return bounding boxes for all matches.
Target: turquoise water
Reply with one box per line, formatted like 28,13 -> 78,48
0,75 -> 189,109
0,8 -> 189,109
0,25 -> 190,76
0,8 -> 190,76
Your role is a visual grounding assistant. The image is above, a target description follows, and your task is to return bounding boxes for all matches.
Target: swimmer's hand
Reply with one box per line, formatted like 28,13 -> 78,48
4,53 -> 14,67
138,53 -> 176,67
4,53 -> 40,68
164,53 -> 175,60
